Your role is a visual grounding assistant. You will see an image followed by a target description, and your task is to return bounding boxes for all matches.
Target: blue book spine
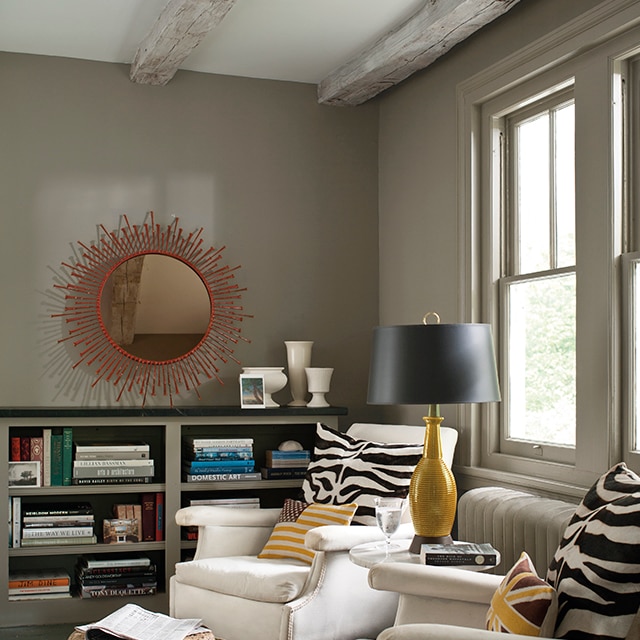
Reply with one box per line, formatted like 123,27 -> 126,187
189,459 -> 255,468
192,451 -> 253,461
185,463 -> 255,474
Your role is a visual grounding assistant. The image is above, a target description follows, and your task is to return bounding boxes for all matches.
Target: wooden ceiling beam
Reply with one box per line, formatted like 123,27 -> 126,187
317,0 -> 522,107
130,0 -> 237,86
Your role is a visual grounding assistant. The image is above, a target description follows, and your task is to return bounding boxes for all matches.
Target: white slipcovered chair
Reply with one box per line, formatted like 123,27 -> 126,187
169,422 -> 458,640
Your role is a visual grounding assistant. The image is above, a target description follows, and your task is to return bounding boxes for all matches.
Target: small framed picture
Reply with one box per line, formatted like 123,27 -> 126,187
8,461 -> 41,487
240,374 -> 266,409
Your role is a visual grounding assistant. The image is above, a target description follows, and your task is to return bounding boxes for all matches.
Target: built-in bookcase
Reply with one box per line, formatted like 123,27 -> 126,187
0,406 -> 346,627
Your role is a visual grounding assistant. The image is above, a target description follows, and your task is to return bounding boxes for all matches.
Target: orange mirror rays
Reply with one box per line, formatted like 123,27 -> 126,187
53,213 -> 250,405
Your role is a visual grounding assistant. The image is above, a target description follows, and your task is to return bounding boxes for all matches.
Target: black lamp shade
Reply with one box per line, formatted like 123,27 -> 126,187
367,323 -> 501,405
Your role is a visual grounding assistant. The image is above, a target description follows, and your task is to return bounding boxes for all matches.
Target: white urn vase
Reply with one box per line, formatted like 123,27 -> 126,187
285,341 -> 314,406
305,367 -> 334,408
241,367 -> 288,408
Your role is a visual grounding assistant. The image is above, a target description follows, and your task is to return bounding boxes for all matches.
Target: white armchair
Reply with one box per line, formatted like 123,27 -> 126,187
169,422 -> 458,640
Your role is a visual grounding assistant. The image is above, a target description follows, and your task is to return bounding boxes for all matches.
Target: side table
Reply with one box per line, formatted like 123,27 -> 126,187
350,539 -> 500,570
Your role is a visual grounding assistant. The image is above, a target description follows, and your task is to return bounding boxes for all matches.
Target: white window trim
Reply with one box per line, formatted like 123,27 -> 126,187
455,0 -> 640,495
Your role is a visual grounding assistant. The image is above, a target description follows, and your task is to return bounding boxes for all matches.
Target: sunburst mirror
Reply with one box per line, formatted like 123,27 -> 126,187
54,213 -> 250,405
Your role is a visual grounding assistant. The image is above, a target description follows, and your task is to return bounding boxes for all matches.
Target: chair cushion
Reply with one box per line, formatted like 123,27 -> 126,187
174,555 -> 310,603
301,423 -> 422,525
258,502 -> 357,564
486,551 -> 557,636
546,463 -> 640,640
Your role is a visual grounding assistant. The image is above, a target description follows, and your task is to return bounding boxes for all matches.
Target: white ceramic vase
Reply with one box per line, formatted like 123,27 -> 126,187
285,341 -> 314,406
241,367 -> 287,408
305,367 -> 334,408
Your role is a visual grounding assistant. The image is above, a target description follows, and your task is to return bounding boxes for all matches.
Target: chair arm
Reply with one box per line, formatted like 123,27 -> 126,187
369,563 -> 502,605
306,522 -> 414,552
378,624 -> 551,640
175,505 -> 280,527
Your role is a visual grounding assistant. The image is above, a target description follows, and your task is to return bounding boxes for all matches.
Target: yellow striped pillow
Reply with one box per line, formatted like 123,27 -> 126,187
258,502 -> 357,564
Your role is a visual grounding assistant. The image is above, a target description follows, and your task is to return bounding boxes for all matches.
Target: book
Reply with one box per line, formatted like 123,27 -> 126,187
30,436 -> 44,486
9,584 -> 70,595
186,472 -> 262,482
140,493 -> 156,541
74,442 -> 150,455
184,437 -> 254,448
23,514 -> 95,525
20,535 -> 97,546
187,459 -> 255,469
183,462 -> 255,474
264,459 -> 310,468
72,465 -> 154,478
261,467 -> 309,479
8,568 -> 70,589
9,592 -> 72,601
77,575 -> 157,588
188,449 -> 253,460
189,497 -> 260,506
419,542 -> 499,566
20,436 -> 30,461
77,564 -> 156,577
79,585 -> 156,598
11,496 -> 20,549
79,554 -> 152,569
155,492 -> 164,541
74,459 -> 155,467
62,427 -> 73,486
42,428 -> 52,486
22,502 -> 93,517
10,436 -> 21,461
266,450 -> 311,459
50,431 -> 63,486
72,477 -> 153,485
22,526 -> 95,538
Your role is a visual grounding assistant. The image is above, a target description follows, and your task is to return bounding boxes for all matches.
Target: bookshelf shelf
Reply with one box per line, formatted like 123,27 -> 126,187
0,406 -> 346,627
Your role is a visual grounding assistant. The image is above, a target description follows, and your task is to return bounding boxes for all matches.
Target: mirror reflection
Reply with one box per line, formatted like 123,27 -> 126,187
100,254 -> 211,362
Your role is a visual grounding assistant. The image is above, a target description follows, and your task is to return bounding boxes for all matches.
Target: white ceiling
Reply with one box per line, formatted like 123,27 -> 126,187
0,0 -> 426,84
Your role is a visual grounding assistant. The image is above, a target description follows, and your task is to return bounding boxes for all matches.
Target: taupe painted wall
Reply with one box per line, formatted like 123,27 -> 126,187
376,0 -> 606,430
0,53 -> 379,422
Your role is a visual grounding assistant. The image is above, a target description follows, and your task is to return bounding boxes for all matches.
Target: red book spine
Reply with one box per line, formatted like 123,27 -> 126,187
141,493 -> 155,541
20,437 -> 30,461
10,437 -> 21,462
155,492 -> 164,542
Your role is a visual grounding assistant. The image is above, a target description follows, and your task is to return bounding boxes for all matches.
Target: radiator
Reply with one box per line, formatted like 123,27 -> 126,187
456,486 -> 577,575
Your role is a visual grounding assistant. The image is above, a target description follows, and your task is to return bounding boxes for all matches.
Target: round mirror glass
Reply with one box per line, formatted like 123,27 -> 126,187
100,254 -> 211,362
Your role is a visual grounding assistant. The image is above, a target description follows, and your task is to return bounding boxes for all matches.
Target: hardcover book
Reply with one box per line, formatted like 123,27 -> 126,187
186,472 -> 262,482
419,542 -> 499,566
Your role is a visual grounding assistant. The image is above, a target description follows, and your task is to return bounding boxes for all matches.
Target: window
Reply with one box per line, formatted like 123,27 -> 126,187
501,93 -> 576,462
458,3 -> 640,490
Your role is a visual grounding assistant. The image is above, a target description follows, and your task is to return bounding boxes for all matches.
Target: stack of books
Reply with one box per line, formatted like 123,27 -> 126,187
261,449 -> 311,479
9,427 -> 73,486
76,554 -> 157,598
72,442 -> 154,485
8,568 -> 71,601
13,501 -> 96,548
183,437 -> 261,482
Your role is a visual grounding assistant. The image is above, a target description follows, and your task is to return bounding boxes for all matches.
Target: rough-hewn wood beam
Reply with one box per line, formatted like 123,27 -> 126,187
130,0 -> 237,85
318,0 -> 522,107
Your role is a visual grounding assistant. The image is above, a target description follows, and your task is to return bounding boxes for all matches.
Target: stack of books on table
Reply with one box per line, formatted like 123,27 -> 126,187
76,554 -> 157,598
419,542 -> 499,567
183,437 -> 261,482
261,449 -> 311,479
72,442 -> 154,485
14,501 -> 96,547
8,568 -> 71,601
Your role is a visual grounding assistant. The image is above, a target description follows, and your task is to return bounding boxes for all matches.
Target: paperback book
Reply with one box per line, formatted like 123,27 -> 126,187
419,542 -> 499,566
186,472 -> 262,482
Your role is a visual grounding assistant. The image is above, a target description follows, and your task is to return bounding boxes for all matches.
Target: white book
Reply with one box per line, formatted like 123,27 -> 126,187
22,526 -> 94,538
43,428 -> 52,487
73,459 -> 154,467
12,497 -> 20,549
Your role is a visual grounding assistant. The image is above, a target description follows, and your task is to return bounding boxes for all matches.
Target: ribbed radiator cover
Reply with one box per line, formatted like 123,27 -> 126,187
457,487 -> 577,575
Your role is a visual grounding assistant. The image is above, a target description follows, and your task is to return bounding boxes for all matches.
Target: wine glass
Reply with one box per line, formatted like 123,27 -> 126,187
375,497 -> 404,555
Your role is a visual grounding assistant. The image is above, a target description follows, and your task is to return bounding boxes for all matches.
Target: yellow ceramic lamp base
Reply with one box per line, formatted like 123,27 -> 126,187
408,413 -> 457,554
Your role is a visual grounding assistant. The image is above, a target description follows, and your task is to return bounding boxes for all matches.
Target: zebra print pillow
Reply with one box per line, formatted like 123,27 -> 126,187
546,463 -> 640,640
301,423 -> 422,525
